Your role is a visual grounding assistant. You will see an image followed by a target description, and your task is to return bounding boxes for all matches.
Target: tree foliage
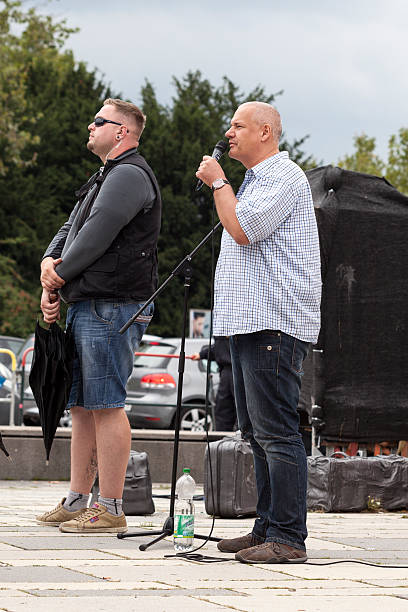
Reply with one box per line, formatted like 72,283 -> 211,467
0,0 -> 76,175
386,129 -> 408,195
0,1 -> 113,336
337,134 -> 385,177
0,254 -> 38,336
338,130 -> 408,195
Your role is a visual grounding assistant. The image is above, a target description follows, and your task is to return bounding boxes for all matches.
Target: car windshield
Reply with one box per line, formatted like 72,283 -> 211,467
0,336 -> 24,353
134,343 -> 177,369
0,337 -> 24,367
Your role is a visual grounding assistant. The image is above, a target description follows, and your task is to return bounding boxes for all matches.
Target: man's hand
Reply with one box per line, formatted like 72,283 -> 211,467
196,156 -> 249,245
195,156 -> 226,188
40,257 -> 65,291
190,352 -> 201,361
40,289 -> 61,324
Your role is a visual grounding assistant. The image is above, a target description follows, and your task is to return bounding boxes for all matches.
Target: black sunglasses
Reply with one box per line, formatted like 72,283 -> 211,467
93,116 -> 122,127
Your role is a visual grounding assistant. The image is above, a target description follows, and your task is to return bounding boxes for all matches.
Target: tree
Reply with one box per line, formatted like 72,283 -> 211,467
0,254 -> 38,337
0,0 -> 76,175
337,133 -> 385,177
338,131 -> 408,196
0,1 -> 113,336
386,128 -> 408,195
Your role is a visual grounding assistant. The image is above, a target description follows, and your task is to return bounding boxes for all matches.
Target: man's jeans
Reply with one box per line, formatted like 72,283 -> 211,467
230,330 -> 309,551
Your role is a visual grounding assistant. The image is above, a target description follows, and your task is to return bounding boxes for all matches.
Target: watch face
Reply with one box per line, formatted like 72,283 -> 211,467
212,179 -> 226,190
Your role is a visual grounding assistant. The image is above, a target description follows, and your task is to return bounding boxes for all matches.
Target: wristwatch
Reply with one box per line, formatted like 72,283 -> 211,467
211,178 -> 230,192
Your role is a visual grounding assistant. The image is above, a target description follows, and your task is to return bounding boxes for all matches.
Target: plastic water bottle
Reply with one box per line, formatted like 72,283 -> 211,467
174,467 -> 195,552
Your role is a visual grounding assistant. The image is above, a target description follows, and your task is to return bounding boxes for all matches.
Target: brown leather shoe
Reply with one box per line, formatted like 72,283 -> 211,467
236,541 -> 307,564
217,532 -> 264,553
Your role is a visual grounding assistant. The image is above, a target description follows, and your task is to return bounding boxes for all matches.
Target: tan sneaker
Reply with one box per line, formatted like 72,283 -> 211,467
59,503 -> 127,534
36,498 -> 87,526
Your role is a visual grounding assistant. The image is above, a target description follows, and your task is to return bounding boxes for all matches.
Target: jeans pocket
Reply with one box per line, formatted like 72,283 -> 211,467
91,300 -> 114,324
257,339 -> 281,371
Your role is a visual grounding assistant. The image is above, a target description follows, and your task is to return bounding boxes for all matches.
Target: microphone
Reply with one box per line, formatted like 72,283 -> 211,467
195,140 -> 228,191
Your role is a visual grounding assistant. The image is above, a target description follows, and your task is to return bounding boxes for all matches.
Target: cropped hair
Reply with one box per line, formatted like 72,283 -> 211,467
103,98 -> 146,137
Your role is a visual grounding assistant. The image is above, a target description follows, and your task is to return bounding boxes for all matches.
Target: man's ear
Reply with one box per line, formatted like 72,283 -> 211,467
260,123 -> 272,142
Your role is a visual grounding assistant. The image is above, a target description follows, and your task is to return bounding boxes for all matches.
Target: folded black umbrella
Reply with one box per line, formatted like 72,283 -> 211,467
0,432 -> 11,461
29,322 -> 75,463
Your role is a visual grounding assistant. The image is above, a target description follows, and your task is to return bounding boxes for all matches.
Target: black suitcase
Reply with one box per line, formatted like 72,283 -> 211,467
204,434 -> 257,518
307,455 -> 408,512
91,449 -> 155,515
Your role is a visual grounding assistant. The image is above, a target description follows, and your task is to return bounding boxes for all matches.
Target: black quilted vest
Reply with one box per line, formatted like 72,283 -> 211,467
61,149 -> 161,302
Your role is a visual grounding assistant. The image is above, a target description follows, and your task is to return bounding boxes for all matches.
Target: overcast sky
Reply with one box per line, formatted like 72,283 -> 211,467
30,0 -> 408,165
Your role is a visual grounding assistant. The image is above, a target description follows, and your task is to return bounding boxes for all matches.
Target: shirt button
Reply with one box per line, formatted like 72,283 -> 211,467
267,346 -> 272,350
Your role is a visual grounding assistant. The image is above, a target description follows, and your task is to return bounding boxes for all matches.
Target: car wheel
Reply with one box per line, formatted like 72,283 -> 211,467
179,404 -> 213,432
23,417 -> 37,426
59,411 -> 72,427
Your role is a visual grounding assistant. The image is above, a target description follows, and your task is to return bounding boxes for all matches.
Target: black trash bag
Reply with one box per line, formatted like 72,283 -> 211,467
29,322 -> 75,462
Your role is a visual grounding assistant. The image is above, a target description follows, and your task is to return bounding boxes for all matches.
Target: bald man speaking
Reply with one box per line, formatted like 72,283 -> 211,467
196,102 -> 321,564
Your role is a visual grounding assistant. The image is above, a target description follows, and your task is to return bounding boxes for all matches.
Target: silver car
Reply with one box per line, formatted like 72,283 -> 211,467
22,335 -> 219,431
125,337 -> 219,431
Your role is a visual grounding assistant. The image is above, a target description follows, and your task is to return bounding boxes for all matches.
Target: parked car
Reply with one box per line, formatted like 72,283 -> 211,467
0,335 -> 25,367
21,334 -> 218,431
125,337 -> 219,431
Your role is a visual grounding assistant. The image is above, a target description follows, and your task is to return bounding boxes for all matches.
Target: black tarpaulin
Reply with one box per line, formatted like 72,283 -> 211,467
304,166 -> 408,443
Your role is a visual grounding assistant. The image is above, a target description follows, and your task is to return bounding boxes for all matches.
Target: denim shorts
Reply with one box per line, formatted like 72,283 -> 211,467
66,299 -> 154,410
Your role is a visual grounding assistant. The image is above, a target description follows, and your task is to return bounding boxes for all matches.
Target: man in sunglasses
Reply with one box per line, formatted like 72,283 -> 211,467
36,98 -> 161,534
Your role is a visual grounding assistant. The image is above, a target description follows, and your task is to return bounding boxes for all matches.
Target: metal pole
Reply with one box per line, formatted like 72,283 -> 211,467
9,370 -> 16,426
18,347 -> 34,427
0,349 -> 17,427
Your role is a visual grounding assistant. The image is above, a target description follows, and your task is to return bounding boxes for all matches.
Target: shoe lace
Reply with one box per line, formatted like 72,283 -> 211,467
74,506 -> 103,523
43,502 -> 63,518
272,542 -> 283,554
255,542 -> 283,553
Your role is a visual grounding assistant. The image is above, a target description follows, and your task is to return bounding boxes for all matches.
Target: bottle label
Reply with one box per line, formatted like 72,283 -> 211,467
174,514 -> 194,538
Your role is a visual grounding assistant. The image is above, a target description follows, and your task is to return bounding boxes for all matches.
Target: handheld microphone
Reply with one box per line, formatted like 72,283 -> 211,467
195,140 -> 228,191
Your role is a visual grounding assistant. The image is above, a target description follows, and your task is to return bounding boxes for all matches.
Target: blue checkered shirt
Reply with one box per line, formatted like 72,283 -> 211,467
213,151 -> 321,343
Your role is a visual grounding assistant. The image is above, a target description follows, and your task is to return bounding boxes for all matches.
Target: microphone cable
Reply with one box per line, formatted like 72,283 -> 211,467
165,554 -> 408,567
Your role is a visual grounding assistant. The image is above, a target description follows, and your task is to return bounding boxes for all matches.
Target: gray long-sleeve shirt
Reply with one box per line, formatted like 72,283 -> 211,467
44,156 -> 155,282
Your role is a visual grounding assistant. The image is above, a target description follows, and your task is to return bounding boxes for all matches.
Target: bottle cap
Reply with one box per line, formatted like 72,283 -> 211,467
183,467 -> 191,473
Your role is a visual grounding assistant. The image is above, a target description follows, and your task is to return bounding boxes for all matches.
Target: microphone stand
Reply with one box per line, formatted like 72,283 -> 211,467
118,221 -> 222,550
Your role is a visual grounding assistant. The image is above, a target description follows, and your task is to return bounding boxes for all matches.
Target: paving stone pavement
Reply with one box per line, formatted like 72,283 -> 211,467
0,480 -> 408,611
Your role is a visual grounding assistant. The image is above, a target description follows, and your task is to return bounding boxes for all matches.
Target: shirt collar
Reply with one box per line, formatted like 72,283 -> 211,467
105,147 -> 138,167
248,151 -> 289,178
